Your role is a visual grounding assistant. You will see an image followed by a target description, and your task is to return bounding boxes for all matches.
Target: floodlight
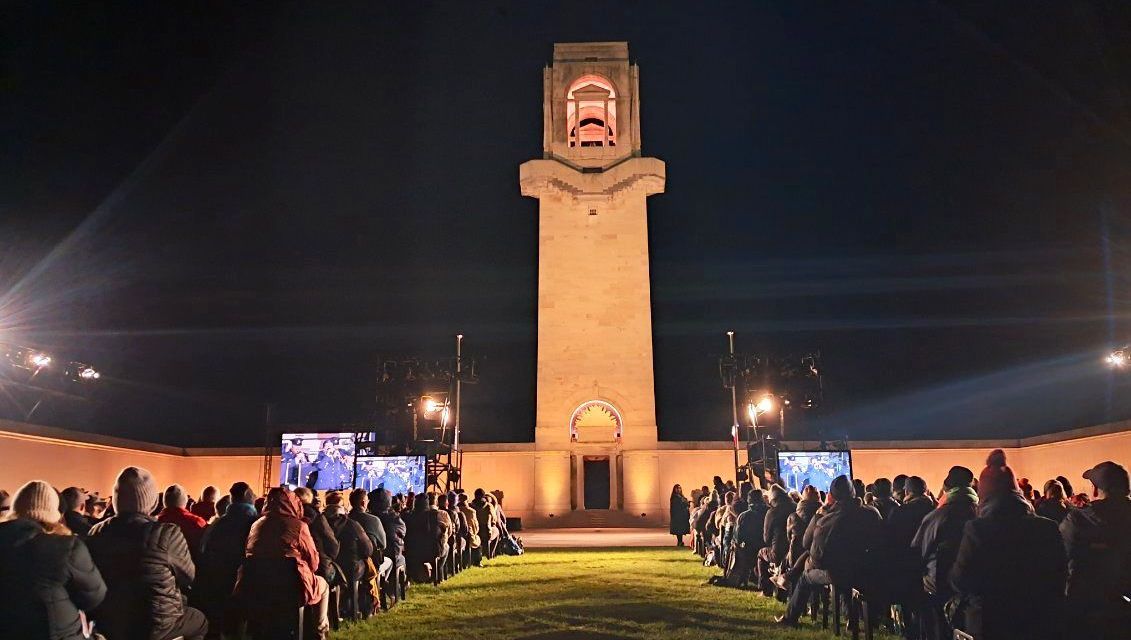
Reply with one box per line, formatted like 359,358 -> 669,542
27,352 -> 51,369
1107,350 -> 1127,368
79,367 -> 100,381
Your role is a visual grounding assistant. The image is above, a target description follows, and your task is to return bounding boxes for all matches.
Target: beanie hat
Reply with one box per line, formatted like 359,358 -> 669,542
944,466 -> 975,489
13,480 -> 61,524
114,466 -> 158,515
977,449 -> 1018,500
830,475 -> 855,502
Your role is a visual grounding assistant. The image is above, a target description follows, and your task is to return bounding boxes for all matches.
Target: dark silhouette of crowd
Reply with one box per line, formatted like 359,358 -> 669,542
684,452 -> 1130,640
0,467 -> 522,640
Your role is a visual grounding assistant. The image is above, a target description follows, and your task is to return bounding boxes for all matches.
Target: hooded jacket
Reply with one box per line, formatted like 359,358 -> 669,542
0,518 -> 107,640
950,492 -> 1066,640
762,487 -> 792,563
241,488 -> 322,606
86,512 -> 196,640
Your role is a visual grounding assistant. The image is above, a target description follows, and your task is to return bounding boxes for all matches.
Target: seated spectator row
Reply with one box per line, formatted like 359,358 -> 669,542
680,451 -> 1130,640
0,469 -> 521,640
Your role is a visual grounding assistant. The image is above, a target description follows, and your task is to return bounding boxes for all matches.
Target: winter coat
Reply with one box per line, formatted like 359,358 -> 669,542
471,497 -> 498,543
694,502 -> 717,534
189,500 -> 217,522
1035,500 -> 1069,524
763,489 -> 793,563
883,494 -> 936,593
63,511 -> 93,538
950,492 -> 1066,640
195,502 -> 258,616
911,489 -> 977,596
0,518 -> 107,640
156,506 -> 207,560
85,512 -> 196,640
803,498 -> 883,586
786,497 -> 820,567
669,494 -> 690,536
458,503 -> 481,549
872,495 -> 900,521
323,506 -> 373,582
373,491 -> 407,564
1060,496 -> 1131,622
302,503 -> 340,582
241,489 -> 322,606
403,507 -> 445,577
349,507 -> 386,556
734,502 -> 767,549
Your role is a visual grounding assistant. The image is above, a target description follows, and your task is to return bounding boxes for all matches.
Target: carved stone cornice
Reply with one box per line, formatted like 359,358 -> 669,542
519,157 -> 666,202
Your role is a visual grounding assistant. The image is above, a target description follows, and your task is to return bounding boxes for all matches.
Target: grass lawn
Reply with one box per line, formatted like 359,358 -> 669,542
331,547 -> 890,640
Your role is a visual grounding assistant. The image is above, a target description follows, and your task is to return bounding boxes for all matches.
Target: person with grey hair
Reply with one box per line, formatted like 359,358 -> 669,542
87,467 -> 207,640
157,483 -> 208,561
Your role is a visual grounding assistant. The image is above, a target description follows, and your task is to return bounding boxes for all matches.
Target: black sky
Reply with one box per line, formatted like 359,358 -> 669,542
3,1 -> 1131,447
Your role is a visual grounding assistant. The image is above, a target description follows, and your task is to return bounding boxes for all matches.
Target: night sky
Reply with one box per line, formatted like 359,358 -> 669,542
4,2 -> 1131,447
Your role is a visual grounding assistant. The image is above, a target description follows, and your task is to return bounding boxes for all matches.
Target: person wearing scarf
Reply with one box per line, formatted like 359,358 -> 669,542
912,466 -> 978,640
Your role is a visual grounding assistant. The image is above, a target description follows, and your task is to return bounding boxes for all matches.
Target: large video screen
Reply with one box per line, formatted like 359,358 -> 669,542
280,433 -> 356,491
777,450 -> 852,494
354,455 -> 427,495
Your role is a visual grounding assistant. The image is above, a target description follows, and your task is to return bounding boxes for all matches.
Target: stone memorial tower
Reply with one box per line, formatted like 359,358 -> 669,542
520,42 -> 666,523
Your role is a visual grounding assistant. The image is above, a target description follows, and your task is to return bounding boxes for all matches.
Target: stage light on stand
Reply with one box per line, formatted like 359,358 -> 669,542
28,353 -> 52,369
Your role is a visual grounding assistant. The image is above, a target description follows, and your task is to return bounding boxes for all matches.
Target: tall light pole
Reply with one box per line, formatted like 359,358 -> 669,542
454,333 -> 463,455
727,331 -> 740,483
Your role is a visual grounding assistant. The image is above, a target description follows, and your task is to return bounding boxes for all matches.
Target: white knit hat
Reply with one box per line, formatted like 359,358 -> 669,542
13,480 -> 61,524
114,466 -> 158,515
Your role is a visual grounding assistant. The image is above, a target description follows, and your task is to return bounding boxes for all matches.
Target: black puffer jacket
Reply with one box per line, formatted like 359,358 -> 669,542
786,497 -> 820,566
85,513 -> 195,640
950,493 -> 1066,640
762,488 -> 792,563
803,498 -> 883,586
0,518 -> 107,640
911,490 -> 977,596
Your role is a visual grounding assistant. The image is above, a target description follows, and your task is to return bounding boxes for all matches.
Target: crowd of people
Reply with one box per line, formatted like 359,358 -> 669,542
672,451 -> 1130,640
0,468 -> 521,640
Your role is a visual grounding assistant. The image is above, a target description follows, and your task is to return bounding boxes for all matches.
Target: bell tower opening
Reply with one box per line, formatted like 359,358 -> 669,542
567,75 -> 617,148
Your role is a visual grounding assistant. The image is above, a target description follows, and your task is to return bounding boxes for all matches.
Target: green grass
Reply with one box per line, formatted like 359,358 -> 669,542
331,547 -> 888,640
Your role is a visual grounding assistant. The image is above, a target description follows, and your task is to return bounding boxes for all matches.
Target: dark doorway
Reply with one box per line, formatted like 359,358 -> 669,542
584,458 -> 610,509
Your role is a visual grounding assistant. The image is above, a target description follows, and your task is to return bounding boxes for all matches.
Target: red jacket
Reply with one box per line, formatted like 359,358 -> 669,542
157,506 -> 208,555
243,488 -> 321,605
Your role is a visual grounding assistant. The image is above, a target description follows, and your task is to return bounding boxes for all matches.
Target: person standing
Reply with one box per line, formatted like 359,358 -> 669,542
0,480 -> 107,640
1060,461 -> 1131,640
669,484 -> 690,547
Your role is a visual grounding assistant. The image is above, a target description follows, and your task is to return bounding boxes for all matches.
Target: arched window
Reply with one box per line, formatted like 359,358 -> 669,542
566,75 -> 616,148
